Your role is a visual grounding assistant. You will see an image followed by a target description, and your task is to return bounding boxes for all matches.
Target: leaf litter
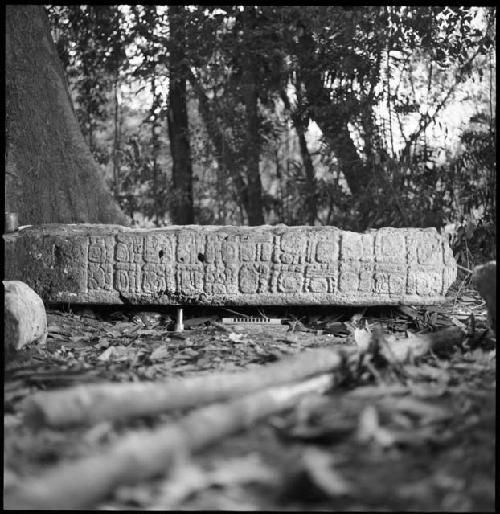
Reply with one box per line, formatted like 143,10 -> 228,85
3,292 -> 495,511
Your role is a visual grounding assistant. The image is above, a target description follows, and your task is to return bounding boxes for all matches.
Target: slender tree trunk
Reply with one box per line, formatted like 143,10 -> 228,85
293,83 -> 317,225
240,8 -> 264,226
295,125 -> 317,225
168,6 -> 194,224
188,70 -> 249,220
242,64 -> 265,226
112,72 -> 121,197
151,72 -> 160,225
296,30 -> 373,199
5,5 -> 128,225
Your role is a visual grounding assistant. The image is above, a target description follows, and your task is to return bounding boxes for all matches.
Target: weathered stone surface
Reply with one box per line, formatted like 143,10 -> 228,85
3,224 -> 457,306
4,280 -> 47,352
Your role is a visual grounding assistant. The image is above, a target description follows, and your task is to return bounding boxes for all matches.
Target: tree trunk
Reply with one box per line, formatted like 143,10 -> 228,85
297,30 -> 373,199
242,67 -> 265,226
112,72 -> 121,197
168,6 -> 194,225
188,70 -> 249,221
241,10 -> 265,226
293,83 -> 317,225
151,72 -> 160,225
236,7 -> 265,226
5,5 -> 129,225
296,125 -> 317,225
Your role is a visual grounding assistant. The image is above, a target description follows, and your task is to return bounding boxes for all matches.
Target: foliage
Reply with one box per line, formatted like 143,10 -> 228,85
46,5 -> 495,253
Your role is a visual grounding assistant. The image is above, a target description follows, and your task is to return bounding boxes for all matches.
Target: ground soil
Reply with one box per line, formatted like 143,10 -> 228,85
4,280 -> 495,511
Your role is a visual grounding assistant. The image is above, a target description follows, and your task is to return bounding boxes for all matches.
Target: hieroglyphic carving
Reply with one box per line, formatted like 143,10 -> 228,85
87,236 -> 114,291
78,226 -> 456,301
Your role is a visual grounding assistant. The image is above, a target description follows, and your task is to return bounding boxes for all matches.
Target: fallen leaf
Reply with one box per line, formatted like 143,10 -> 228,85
357,405 -> 396,447
97,347 -> 114,361
97,345 -> 133,362
83,421 -> 113,445
324,322 -> 349,334
184,316 -> 215,329
301,447 -> 352,497
404,364 -> 450,383
380,396 -> 451,424
354,328 -> 372,352
152,454 -> 278,509
348,384 -> 409,398
398,305 -> 421,321
450,317 -> 467,328
136,329 -> 160,336
228,332 -> 245,343
150,345 -> 170,361
408,381 -> 448,399
47,325 -> 69,335
96,338 -> 111,350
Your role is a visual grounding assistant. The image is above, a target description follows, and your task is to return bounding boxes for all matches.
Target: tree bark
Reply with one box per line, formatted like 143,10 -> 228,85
188,70 -> 249,220
168,6 -> 194,224
5,5 -> 129,225
242,63 -> 265,226
293,84 -> 317,225
238,7 -> 265,226
151,72 -> 160,225
296,30 -> 373,199
112,72 -> 121,197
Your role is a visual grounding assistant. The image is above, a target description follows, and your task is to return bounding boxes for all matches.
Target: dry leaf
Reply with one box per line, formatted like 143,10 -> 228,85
183,316 -> 214,329
354,328 -> 372,352
408,381 -> 448,399
228,332 -> 245,343
357,405 -> 396,447
152,454 -> 277,509
97,345 -> 132,362
404,363 -> 450,383
380,396 -> 451,424
301,447 -> 352,497
96,339 -> 111,350
150,345 -> 170,361
348,384 -> 409,398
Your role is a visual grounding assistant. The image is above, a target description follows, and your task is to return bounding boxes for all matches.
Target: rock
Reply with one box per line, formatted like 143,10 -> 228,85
472,261 -> 496,333
4,280 -> 47,352
3,224 -> 457,306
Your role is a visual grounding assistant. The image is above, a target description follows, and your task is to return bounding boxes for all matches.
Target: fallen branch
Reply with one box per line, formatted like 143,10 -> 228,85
23,347 -> 347,428
5,373 -> 335,510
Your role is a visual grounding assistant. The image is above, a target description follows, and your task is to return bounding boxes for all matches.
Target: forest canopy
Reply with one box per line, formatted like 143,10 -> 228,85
45,5 -> 496,265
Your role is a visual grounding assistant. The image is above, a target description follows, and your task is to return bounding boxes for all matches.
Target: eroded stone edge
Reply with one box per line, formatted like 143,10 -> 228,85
4,225 -> 457,306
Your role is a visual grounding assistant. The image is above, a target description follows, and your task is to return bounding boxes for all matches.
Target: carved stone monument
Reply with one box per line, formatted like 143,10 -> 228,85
4,224 -> 457,305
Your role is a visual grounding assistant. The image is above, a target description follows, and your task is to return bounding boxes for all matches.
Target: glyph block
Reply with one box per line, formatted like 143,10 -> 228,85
3,224 -> 457,306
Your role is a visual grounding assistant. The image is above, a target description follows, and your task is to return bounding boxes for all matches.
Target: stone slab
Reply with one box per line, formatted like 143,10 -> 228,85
3,224 -> 457,306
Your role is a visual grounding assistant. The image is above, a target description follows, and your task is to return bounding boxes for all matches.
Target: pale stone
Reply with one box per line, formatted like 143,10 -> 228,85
4,280 -> 47,352
3,224 -> 457,306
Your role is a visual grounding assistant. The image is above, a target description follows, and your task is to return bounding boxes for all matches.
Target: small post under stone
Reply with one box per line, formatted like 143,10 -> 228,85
174,308 -> 184,332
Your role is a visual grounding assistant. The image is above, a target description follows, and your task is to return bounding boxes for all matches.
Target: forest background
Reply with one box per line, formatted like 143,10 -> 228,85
45,5 -> 496,270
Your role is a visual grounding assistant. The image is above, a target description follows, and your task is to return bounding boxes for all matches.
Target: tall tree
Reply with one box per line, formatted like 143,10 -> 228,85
6,5 -> 128,225
240,8 -> 265,226
168,6 -> 194,224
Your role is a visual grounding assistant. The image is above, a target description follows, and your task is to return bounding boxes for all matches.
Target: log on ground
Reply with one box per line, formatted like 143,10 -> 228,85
5,374 -> 335,510
23,347 -> 347,428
